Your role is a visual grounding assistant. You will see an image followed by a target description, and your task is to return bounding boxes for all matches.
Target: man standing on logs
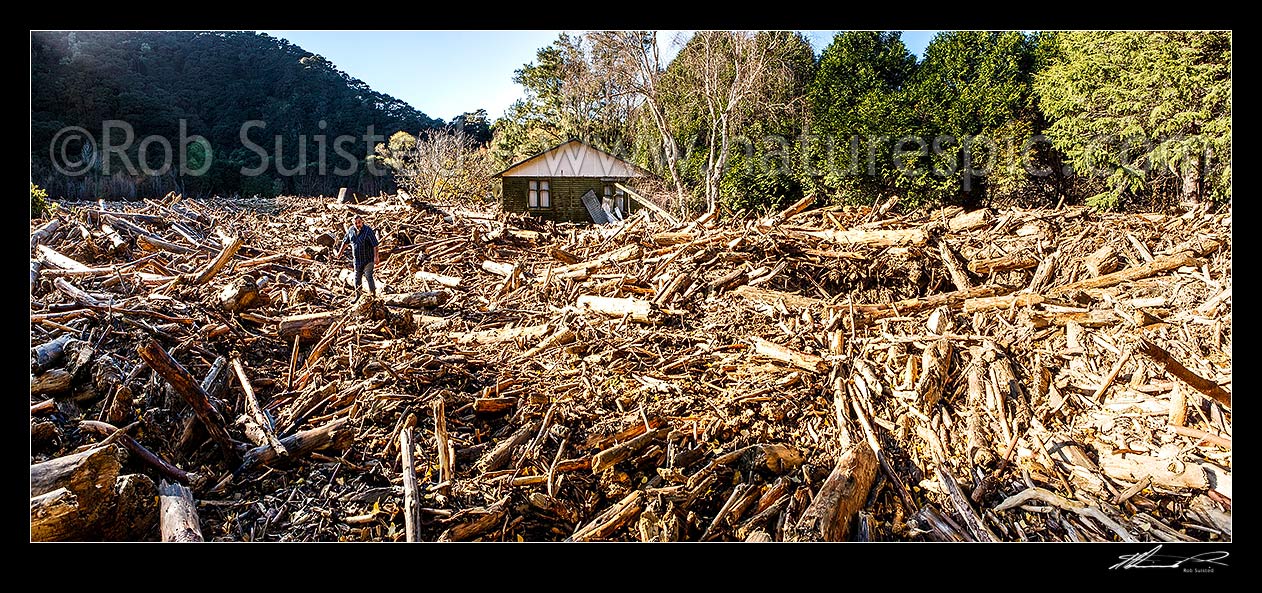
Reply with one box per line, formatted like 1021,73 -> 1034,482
336,215 -> 380,301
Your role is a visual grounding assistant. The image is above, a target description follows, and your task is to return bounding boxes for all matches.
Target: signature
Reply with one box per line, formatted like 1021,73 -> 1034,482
1111,545 -> 1230,570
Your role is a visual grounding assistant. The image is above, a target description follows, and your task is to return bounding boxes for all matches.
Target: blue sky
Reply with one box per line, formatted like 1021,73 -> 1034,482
265,30 -> 939,124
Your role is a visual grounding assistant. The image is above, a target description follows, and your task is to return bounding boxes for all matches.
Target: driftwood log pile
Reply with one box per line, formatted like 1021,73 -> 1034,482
30,192 -> 1231,542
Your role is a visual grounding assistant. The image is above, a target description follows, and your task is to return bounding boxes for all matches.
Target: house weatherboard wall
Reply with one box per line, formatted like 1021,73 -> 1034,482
494,139 -> 650,223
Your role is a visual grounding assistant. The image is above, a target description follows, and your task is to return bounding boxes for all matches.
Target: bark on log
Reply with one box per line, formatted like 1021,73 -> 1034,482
237,417 -> 353,474
137,339 -> 238,464
1135,337 -> 1231,408
576,295 -> 657,324
1084,245 -> 1118,278
277,311 -> 339,341
802,227 -> 928,247
380,290 -> 452,309
968,251 -> 1039,274
750,337 -> 826,373
477,420 -> 540,474
159,480 -> 203,542
219,277 -> 260,312
413,270 -> 462,288
570,490 -> 643,541
31,218 -> 62,249
738,444 -> 805,475
938,241 -> 973,290
32,368 -> 73,396
591,427 -> 670,473
439,497 -> 509,542
399,414 -> 420,542
785,441 -> 877,542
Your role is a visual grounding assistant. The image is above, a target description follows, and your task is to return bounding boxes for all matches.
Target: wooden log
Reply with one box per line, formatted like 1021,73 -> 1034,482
477,420 -> 540,474
433,399 -> 453,495
100,223 -> 126,252
439,497 -> 509,542
191,236 -> 242,284
996,487 -> 1137,542
968,251 -> 1039,274
159,480 -> 203,542
219,277 -> 260,312
947,208 -> 993,232
576,295 -> 657,324
237,417 -> 353,474
1047,244 -> 1219,297
963,293 -> 1044,313
571,490 -> 643,541
1135,337 -> 1231,408
1097,452 -> 1209,490
31,444 -> 121,500
399,414 -> 420,542
617,182 -> 678,225
760,195 -> 815,227
1028,309 -> 1119,328
591,427 -> 670,473
651,232 -> 697,246
473,397 -> 515,414
31,217 -> 62,249
31,472 -> 157,542
841,285 -> 1005,319
79,420 -> 190,485
938,242 -> 973,290
32,368 -> 73,396
232,358 -> 285,456
137,339 -> 238,463
916,339 -> 952,411
519,326 -> 576,359
801,227 -> 927,247
450,323 -> 549,346
481,260 -> 516,277
750,337 -> 825,373
785,441 -> 877,542
54,277 -> 104,308
36,244 -> 91,271
380,290 -> 452,309
738,444 -> 805,475
1083,245 -> 1118,278
277,311 -> 339,341
413,270 -> 462,288
733,285 -> 822,309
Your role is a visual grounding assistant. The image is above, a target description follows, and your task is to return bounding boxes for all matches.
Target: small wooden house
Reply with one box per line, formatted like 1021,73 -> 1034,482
494,139 -> 652,223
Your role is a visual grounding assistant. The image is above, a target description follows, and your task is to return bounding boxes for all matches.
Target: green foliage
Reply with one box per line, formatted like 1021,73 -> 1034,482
31,183 -> 54,219
31,31 -> 442,199
806,31 -> 917,205
1034,31 -> 1231,209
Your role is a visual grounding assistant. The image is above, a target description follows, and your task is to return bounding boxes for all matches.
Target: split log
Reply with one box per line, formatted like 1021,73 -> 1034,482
159,480 -> 203,542
232,358 -> 285,455
413,270 -> 462,288
473,397 -> 516,414
1029,309 -> 1119,328
380,290 -> 452,309
54,277 -> 105,308
100,223 -> 127,252
237,417 -> 353,474
577,295 -> 658,324
801,227 -> 928,247
968,251 -> 1039,274
277,311 -> 339,341
31,445 -> 121,502
191,236 -> 242,284
137,339 -> 238,464
785,441 -> 877,542
916,339 -> 952,411
1135,337 -> 1231,408
750,337 -> 826,373
30,444 -> 157,541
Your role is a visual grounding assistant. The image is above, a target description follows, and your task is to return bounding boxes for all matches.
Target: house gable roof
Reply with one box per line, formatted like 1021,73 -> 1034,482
493,139 -> 650,178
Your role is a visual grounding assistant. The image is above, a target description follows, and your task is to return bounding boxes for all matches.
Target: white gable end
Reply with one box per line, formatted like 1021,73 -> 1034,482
500,141 -> 643,178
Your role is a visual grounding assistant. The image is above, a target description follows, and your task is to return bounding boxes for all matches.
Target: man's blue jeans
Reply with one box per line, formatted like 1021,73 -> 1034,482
354,260 -> 376,294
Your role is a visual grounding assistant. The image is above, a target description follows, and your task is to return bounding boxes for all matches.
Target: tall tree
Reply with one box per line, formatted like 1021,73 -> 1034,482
1034,31 -> 1231,209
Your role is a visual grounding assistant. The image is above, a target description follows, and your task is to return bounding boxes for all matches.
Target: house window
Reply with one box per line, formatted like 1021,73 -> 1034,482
528,180 -> 551,209
603,183 -> 625,215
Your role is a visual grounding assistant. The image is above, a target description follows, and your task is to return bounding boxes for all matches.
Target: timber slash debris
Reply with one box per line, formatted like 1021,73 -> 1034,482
29,192 -> 1231,542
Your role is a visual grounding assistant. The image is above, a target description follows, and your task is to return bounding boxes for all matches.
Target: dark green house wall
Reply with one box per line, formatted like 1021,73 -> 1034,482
499,177 -> 636,223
